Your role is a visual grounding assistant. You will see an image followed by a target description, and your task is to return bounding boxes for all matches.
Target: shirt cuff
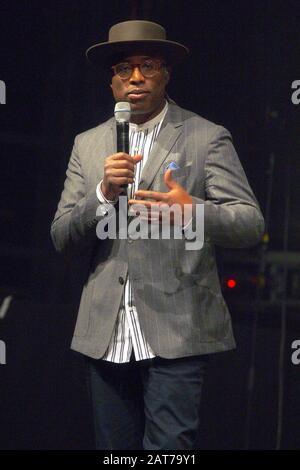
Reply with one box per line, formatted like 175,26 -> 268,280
96,180 -> 118,204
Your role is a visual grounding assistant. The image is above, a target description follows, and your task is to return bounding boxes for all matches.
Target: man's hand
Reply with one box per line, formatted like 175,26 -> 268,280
128,169 -> 193,226
101,153 -> 143,201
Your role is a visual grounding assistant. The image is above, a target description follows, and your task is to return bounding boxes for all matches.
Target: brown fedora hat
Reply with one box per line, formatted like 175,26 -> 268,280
86,20 -> 189,66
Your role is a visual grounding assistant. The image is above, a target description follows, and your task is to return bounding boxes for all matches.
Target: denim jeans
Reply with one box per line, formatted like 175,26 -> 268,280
85,353 -> 208,450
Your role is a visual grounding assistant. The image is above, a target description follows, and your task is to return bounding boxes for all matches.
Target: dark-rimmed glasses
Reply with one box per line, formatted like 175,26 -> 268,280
111,59 -> 166,79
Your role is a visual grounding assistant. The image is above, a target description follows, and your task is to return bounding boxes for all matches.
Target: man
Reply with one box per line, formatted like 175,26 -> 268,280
51,20 -> 264,450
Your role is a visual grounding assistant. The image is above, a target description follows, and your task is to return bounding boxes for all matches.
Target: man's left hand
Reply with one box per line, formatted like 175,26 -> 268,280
128,169 -> 193,226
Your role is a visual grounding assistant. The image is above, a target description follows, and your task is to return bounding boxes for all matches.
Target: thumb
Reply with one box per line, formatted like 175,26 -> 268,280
164,169 -> 179,189
133,154 -> 143,162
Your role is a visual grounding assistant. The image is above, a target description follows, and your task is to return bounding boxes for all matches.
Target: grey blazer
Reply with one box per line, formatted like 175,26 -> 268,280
51,103 -> 265,359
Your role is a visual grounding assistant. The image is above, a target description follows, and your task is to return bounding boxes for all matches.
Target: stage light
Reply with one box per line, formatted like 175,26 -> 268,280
227,279 -> 237,289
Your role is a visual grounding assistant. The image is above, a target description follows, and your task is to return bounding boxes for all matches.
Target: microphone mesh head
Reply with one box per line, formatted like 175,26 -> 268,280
114,102 -> 131,122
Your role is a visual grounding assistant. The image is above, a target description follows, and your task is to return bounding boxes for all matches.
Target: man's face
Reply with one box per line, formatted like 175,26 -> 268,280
110,54 -> 170,124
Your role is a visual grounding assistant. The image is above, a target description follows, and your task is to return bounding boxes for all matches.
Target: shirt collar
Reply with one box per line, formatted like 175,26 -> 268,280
129,101 -> 168,131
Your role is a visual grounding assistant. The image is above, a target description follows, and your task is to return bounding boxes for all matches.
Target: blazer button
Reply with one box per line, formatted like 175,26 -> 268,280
119,276 -> 125,285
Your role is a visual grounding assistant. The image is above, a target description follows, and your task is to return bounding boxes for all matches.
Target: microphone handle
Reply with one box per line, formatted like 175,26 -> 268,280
117,121 -> 129,154
116,121 -> 129,189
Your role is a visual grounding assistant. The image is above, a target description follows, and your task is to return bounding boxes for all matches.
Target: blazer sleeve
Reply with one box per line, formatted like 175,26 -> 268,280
192,126 -> 265,248
50,136 -> 104,255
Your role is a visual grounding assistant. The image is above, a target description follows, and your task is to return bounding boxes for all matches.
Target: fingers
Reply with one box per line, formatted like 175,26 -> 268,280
128,199 -> 161,208
104,154 -> 142,177
106,160 -> 135,171
128,202 -> 180,226
105,153 -> 140,171
106,167 -> 135,178
132,154 -> 143,162
111,153 -> 143,164
103,154 -> 143,195
133,190 -> 167,201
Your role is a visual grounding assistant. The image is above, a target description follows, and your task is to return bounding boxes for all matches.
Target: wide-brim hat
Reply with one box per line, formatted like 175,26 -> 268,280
86,20 -> 189,66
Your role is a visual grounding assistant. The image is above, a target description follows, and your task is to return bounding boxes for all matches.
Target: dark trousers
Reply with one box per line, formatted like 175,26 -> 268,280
85,353 -> 208,450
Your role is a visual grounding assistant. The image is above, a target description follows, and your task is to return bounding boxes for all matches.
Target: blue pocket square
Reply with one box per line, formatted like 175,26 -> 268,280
165,161 -> 180,172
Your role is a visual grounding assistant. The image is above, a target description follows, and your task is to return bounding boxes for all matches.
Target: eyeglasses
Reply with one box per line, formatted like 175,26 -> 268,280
111,59 -> 166,79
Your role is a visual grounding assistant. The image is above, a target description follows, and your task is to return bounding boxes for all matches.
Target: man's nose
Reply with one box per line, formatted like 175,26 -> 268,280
129,65 -> 145,82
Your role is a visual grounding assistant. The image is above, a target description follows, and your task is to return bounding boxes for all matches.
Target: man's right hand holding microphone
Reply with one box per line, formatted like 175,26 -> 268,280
100,152 -> 143,201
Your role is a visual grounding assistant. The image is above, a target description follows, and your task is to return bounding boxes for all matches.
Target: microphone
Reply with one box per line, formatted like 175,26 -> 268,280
114,102 -> 131,189
114,101 -> 131,152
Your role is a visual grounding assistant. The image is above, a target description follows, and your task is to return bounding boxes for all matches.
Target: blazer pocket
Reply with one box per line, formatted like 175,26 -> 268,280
161,164 -> 192,181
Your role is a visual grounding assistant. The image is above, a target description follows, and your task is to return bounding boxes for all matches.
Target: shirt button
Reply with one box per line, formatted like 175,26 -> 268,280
119,276 -> 125,285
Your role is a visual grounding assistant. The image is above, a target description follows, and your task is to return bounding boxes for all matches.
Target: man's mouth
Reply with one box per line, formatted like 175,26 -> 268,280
127,90 -> 150,100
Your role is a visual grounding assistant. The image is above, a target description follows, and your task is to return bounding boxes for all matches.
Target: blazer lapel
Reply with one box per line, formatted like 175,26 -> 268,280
138,103 -> 183,190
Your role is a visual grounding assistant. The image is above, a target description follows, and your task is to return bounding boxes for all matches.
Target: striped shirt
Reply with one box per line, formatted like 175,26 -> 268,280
97,101 -> 168,363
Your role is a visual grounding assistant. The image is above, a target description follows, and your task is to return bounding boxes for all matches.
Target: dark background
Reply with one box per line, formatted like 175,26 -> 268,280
0,0 -> 299,450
